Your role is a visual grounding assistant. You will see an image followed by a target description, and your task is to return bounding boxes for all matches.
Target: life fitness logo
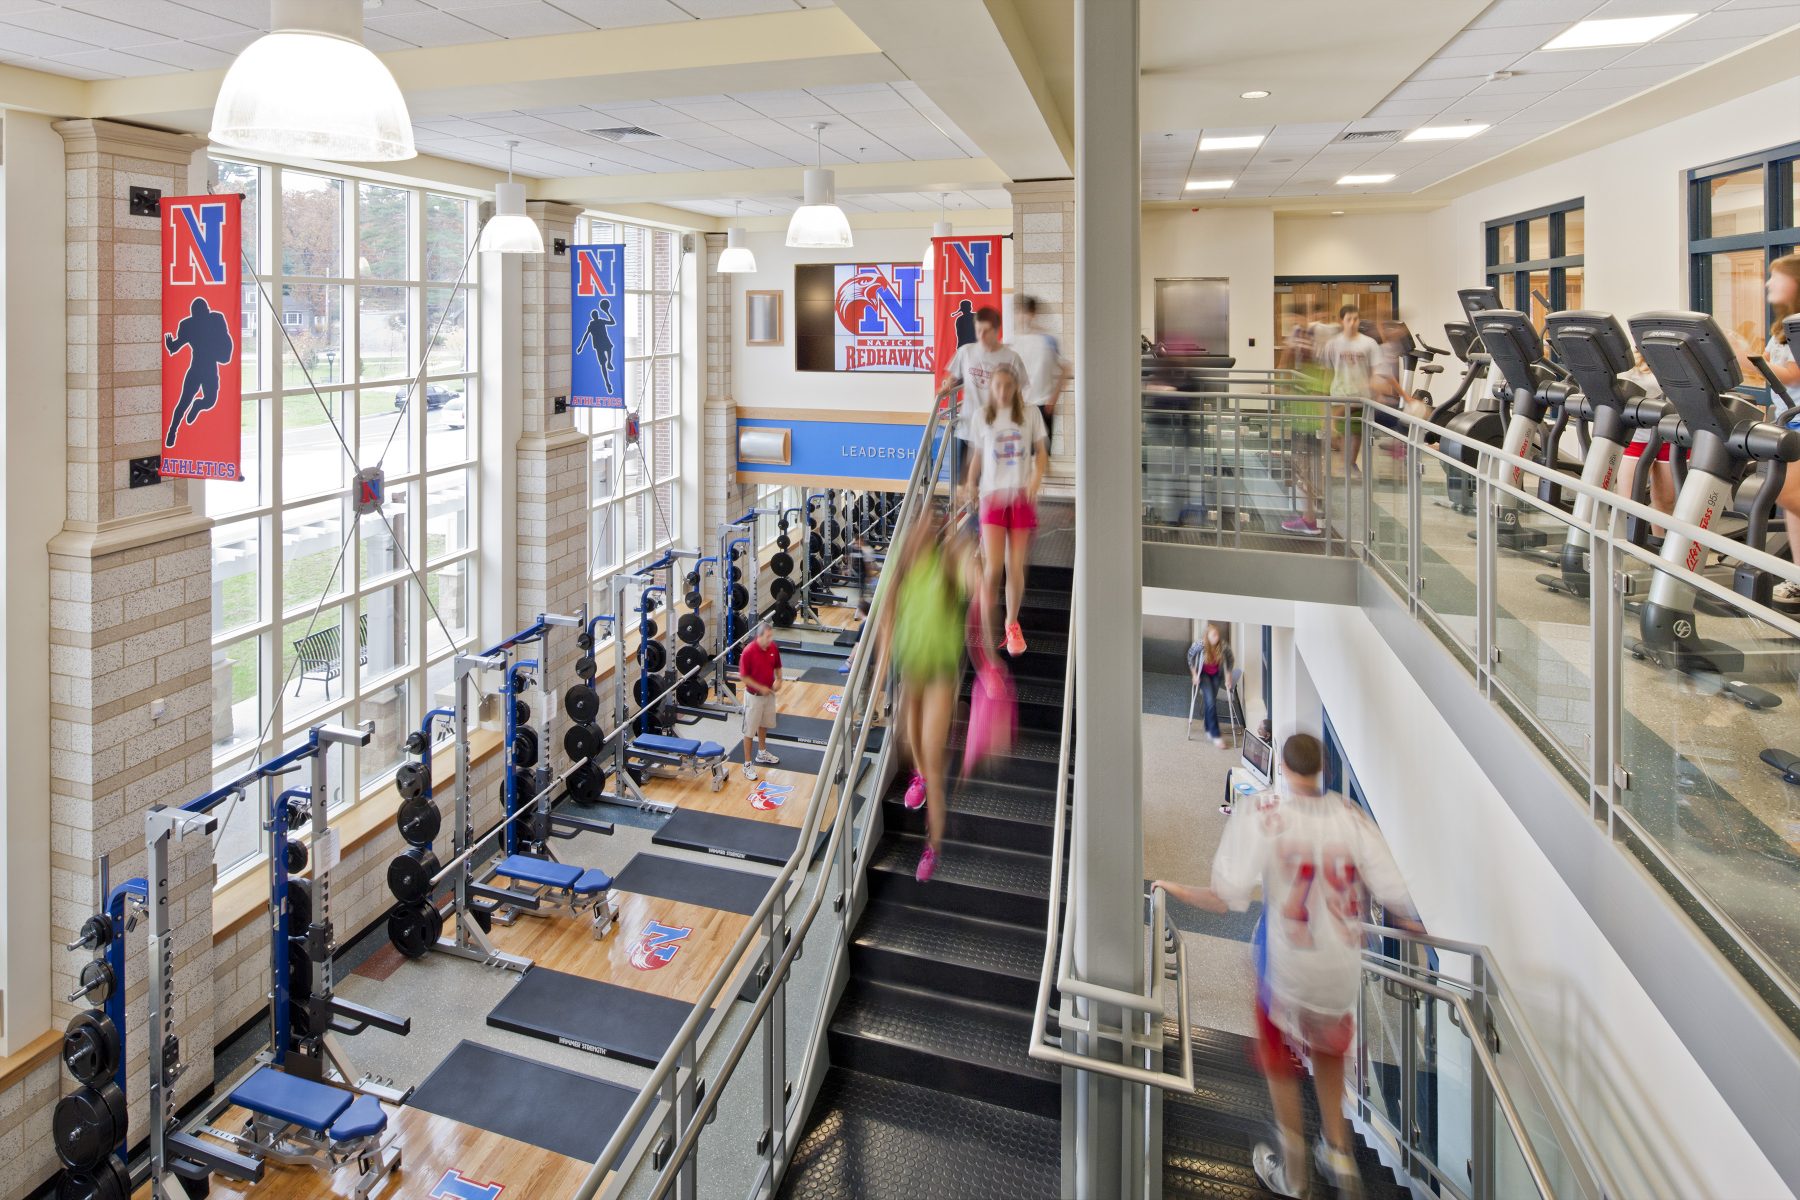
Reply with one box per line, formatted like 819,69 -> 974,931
1683,490 -> 1720,573
748,781 -> 796,811
835,265 -> 928,371
627,920 -> 691,971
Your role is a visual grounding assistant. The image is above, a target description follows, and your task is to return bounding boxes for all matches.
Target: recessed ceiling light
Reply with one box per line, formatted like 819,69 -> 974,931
1331,210 -> 1346,216
1186,179 -> 1235,191
1240,90 -> 1271,100
1405,124 -> 1489,142
1198,134 -> 1265,151
1337,174 -> 1395,185
1542,13 -> 1696,50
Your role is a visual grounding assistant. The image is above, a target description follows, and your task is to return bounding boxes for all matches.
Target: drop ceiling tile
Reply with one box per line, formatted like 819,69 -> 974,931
13,53 -> 109,76
1408,52 -> 1520,81
0,21 -> 97,55
1614,33 -> 1756,65
191,28 -> 262,54
63,0 -> 253,37
1520,86 -> 1641,119
1565,62 -> 1684,88
1389,78 -> 1484,101
363,9 -> 493,44
549,0 -> 689,27
880,132 -> 963,159
1471,0 -> 1603,28
1683,5 -> 1800,36
1438,93 -> 1540,116
671,0 -> 796,15
1588,0 -> 1730,15
1508,47 -> 1635,72
1437,24 -> 1570,56
0,1 -> 52,14
362,27 -> 418,50
1369,97 -> 1455,118
456,2 -> 591,36
126,37 -> 234,68
735,90 -> 835,118
467,113 -> 571,136
1475,69 -> 1597,94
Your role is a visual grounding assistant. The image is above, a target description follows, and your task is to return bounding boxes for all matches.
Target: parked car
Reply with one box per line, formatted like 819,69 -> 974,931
394,383 -> 459,412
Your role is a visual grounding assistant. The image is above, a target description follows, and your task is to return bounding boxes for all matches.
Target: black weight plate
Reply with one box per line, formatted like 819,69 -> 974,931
387,846 -> 441,904
284,837 -> 308,875
575,654 -> 597,679
565,684 -> 600,725
809,533 -> 825,559
56,1151 -> 128,1200
395,761 -> 427,801
683,589 -> 702,612
770,552 -> 794,577
677,614 -> 706,645
286,879 -> 313,934
77,960 -> 115,1006
655,697 -> 679,731
513,726 -> 539,769
676,644 -> 709,674
771,601 -> 797,628
568,762 -> 602,804
53,1082 -> 124,1170
404,729 -> 429,756
387,900 -> 442,960
513,699 -> 531,726
632,676 -> 654,706
641,641 -> 667,673
641,618 -> 659,640
76,915 -> 112,952
729,584 -> 749,610
724,565 -> 741,585
564,722 -> 602,762
62,1011 -> 119,1087
676,677 -> 709,707
397,795 -> 441,846
684,570 -> 701,590
768,577 -> 796,604
776,534 -> 790,550
576,631 -> 594,651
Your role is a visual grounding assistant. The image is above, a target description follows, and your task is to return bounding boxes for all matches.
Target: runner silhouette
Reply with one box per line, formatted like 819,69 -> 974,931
163,297 -> 234,449
953,299 -> 977,348
575,299 -> 618,377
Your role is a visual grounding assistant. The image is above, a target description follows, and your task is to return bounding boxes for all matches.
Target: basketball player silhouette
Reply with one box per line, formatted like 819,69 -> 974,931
163,297 -> 235,449
576,299 -> 618,377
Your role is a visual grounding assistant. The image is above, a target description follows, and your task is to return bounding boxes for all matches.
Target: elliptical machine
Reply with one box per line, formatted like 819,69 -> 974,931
1431,289 -> 1506,515
1466,308 -> 1574,552
1535,311 -> 1673,597
1627,311 -> 1800,710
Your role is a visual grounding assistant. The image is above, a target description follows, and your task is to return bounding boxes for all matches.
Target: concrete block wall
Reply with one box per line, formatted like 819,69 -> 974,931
1009,180 -> 1077,477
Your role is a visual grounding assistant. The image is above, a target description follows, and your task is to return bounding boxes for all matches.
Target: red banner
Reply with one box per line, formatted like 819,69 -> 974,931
160,193 -> 243,480
931,234 -> 1003,388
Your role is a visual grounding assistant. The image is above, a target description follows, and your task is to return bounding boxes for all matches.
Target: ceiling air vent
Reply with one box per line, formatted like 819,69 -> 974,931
586,126 -> 661,142
1337,129 -> 1400,143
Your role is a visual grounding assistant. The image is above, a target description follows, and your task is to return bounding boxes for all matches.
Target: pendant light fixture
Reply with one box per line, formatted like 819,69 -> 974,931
921,193 -> 951,280
718,202 -> 758,273
211,0 -> 416,162
786,123 -> 853,249
479,141 -> 543,255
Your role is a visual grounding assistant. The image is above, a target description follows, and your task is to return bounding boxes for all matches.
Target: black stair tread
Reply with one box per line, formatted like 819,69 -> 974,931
870,833 -> 1052,898
832,982 -> 1057,1083
1012,679 -> 1067,706
947,720 -> 1064,763
883,776 -> 1059,827
853,901 -> 1044,981
778,1068 -> 1059,1200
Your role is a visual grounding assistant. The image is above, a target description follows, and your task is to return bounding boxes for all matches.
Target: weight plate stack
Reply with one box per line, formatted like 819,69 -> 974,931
641,641 -> 667,673
52,1082 -> 125,1171
512,726 -> 539,769
387,846 -> 441,904
564,722 -> 601,762
675,644 -> 709,675
387,899 -> 443,960
565,683 -> 600,725
677,614 -> 705,645
61,1011 -> 119,1087
397,796 -> 442,846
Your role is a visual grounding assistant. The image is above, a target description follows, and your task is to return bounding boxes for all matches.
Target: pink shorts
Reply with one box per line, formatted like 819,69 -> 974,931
980,495 -> 1038,531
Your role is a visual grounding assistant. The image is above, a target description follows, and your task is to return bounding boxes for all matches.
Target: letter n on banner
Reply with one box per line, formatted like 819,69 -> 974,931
571,243 -> 626,408
161,193 -> 243,480
931,234 -> 1002,390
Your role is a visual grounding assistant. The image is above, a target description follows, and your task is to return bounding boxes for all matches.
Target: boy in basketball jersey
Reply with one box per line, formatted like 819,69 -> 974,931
1156,733 -> 1423,1198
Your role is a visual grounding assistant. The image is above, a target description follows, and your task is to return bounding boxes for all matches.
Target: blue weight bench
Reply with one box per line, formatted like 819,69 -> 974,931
222,1066 -> 399,1197
488,852 -> 619,937
628,733 -> 729,793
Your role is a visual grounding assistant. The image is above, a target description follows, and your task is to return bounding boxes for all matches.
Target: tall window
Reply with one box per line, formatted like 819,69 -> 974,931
1484,199 -> 1585,330
1689,143 -> 1798,357
575,217 -> 683,631
205,158 -> 482,880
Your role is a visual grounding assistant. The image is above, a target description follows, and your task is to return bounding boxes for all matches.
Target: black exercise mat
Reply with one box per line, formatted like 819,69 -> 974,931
727,741 -> 825,775
487,969 -> 698,1066
833,629 -> 862,647
654,807 -> 800,866
798,667 -> 849,686
770,713 -> 884,751
408,1040 -> 642,1160
611,852 -> 772,915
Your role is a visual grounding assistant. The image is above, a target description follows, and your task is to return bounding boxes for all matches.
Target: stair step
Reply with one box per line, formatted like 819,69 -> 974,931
776,1068 -> 1059,1200
868,833 -> 1052,925
828,982 -> 1059,1117
883,777 -> 1058,853
851,901 -> 1042,1007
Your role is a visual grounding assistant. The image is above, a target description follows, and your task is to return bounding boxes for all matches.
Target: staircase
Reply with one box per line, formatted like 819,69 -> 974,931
778,555 -> 1073,1199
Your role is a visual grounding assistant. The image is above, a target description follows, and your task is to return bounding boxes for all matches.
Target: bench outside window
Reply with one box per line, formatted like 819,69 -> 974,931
292,614 -> 370,698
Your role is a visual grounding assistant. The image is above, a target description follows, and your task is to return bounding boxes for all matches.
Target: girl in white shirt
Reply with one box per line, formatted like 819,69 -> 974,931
1758,256 -> 1800,606
962,364 -> 1048,656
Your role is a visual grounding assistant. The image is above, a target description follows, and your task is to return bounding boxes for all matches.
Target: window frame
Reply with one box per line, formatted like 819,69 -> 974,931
1687,141 -> 1799,319
205,157 -> 484,886
1483,197 -> 1585,324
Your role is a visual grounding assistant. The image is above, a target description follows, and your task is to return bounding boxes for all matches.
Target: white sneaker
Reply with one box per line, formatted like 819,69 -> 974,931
1773,580 -> 1800,606
1253,1142 -> 1307,1199
743,764 -> 758,781
754,749 -> 780,766
1316,1140 -> 1361,1200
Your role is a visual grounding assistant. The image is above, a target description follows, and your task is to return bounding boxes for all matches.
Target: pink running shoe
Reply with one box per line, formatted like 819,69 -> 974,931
1004,621 -> 1027,657
1280,515 -> 1321,536
915,843 -> 939,883
903,771 -> 926,810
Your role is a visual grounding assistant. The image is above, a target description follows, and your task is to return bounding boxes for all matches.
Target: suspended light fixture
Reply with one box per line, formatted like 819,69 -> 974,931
211,0 -> 416,162
786,123 -> 853,249
479,141 -> 543,255
718,202 -> 758,273
921,193 -> 951,280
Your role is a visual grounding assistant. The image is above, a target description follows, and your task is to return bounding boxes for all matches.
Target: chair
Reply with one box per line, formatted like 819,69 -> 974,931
292,614 -> 370,698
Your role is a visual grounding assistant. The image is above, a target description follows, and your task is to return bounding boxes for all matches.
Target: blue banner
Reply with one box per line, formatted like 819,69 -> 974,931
571,243 -> 624,408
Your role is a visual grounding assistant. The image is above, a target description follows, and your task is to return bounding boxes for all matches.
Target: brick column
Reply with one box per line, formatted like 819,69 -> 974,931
48,118 -> 217,1145
1010,180 -> 1077,482
701,232 -> 740,542
517,201 -> 589,702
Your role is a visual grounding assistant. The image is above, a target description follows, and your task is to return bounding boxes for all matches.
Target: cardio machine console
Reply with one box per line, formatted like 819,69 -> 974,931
1627,312 -> 1747,441
1470,308 -> 1545,399
1544,311 -> 1638,409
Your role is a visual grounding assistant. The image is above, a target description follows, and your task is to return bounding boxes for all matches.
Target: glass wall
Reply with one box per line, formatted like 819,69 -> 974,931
206,158 -> 481,880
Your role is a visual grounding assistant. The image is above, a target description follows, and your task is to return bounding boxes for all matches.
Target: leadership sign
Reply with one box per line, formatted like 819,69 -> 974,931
930,235 -> 1003,389
571,243 -> 625,408
160,193 -> 243,480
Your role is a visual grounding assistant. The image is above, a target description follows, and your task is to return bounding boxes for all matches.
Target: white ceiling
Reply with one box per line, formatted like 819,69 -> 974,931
0,0 -> 836,79
1142,0 -> 1800,200
410,81 -> 981,178
663,188 -> 1011,217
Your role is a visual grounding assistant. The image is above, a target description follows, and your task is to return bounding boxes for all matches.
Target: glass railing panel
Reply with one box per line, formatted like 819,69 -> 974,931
1419,994 -> 1474,1197
1487,997 -> 1586,1200
1416,454 -> 1480,666
1615,559 -> 1800,1005
1358,970 -> 1408,1136
1492,1109 -> 1551,1200
1488,494 -> 1594,789
1366,425 -> 1412,586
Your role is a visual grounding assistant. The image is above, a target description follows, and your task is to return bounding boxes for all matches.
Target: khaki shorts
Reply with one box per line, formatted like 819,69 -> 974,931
743,690 -> 778,735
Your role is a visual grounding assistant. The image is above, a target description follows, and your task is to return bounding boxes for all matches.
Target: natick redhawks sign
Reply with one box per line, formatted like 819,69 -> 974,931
931,234 -> 1003,389
160,193 -> 243,480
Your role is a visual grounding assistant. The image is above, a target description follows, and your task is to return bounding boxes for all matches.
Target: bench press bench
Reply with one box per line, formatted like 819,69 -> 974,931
486,853 -> 619,937
204,1066 -> 398,1198
627,733 -> 729,792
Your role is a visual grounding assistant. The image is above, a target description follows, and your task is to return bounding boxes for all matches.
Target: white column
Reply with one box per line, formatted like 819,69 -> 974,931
1068,0 -> 1146,1196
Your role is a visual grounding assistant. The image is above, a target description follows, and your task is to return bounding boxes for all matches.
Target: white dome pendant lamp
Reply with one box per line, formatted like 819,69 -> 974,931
786,123 -> 853,249
718,202 -> 758,273
211,0 -> 416,162
479,141 -> 543,255
921,193 -> 951,281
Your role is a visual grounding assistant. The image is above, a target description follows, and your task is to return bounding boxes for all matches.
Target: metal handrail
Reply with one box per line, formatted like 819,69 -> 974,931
571,399 -> 953,1199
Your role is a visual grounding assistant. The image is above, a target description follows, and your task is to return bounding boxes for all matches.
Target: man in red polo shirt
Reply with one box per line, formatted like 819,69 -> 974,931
739,622 -> 783,781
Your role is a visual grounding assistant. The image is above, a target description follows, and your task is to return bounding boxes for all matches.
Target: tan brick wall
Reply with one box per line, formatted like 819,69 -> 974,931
1009,180 -> 1077,476
0,1055 -> 64,1200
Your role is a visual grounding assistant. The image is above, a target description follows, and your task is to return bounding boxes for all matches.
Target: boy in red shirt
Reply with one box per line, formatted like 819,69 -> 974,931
738,623 -> 783,781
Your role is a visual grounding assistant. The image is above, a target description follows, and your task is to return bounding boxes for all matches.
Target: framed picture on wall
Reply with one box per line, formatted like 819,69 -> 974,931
747,290 -> 783,346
